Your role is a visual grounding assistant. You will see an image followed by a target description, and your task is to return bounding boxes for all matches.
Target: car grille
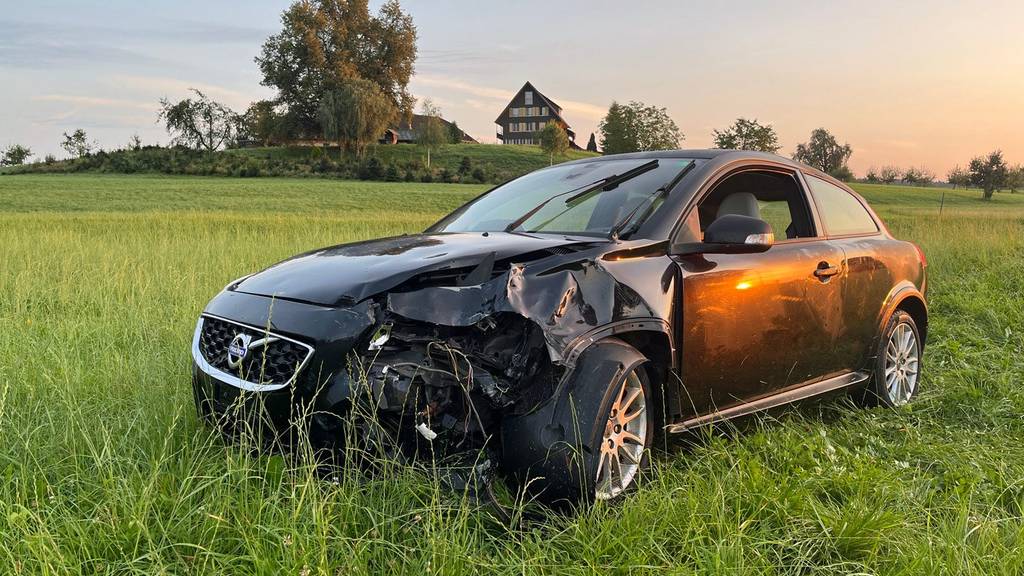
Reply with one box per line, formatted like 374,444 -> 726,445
198,316 -> 312,386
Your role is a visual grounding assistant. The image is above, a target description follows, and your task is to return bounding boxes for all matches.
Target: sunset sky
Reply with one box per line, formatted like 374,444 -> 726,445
3,0 -> 1023,175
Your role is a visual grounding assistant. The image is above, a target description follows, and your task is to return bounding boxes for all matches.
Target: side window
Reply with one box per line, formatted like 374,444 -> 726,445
689,170 -> 816,241
806,175 -> 878,236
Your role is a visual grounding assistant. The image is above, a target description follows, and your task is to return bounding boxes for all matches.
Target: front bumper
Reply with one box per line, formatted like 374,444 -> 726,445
190,289 -> 378,442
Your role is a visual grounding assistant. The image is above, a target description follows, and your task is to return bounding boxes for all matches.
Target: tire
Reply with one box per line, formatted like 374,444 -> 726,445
586,361 -> 654,501
499,338 -> 656,507
866,309 -> 922,407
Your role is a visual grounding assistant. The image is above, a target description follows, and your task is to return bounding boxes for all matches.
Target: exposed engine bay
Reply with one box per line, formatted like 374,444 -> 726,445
352,313 -> 559,464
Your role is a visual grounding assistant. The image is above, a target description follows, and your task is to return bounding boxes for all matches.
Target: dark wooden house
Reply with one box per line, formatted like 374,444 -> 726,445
495,82 -> 576,146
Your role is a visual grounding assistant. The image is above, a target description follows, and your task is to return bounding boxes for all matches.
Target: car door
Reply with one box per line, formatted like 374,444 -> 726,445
804,174 -> 892,372
673,166 -> 847,418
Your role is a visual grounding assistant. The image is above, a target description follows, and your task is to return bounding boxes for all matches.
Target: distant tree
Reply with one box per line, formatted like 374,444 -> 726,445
239,100 -> 281,147
865,166 -> 880,182
586,132 -> 598,153
61,129 -> 94,159
917,167 -> 935,186
599,100 -> 682,154
879,165 -> 900,184
901,166 -> 922,185
947,165 -> 970,189
127,134 -> 143,151
792,128 -> 852,178
830,166 -> 854,182
1006,164 -> 1024,193
416,98 -> 447,168
319,79 -> 397,159
537,121 -> 570,165
256,0 -> 417,135
158,89 -> 238,153
1,144 -> 33,166
968,150 -> 1008,200
711,117 -> 780,153
447,120 -> 464,144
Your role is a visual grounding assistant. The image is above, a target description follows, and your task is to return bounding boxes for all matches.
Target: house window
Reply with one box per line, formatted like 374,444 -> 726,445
510,107 -> 519,118
525,91 -> 533,105
541,106 -> 548,117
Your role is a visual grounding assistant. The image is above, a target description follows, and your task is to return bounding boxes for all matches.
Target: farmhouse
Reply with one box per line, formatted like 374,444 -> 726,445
495,81 -> 577,147
381,114 -> 477,144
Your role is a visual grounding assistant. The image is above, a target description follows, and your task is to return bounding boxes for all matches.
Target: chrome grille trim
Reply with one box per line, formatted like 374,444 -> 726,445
191,314 -> 314,392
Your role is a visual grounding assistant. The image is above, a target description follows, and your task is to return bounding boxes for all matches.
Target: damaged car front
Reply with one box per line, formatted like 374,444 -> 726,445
192,156 -> 698,505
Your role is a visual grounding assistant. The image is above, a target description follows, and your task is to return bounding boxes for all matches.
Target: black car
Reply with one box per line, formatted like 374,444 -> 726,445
192,150 -> 927,505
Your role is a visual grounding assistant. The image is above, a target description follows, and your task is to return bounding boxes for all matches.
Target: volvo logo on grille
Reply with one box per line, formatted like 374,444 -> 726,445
226,333 -> 279,370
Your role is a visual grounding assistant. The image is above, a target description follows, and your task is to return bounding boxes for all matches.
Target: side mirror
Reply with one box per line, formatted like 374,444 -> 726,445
672,214 -> 774,255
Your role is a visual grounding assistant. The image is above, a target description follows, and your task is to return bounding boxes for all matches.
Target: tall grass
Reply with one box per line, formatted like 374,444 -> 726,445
1,175 -> 1023,574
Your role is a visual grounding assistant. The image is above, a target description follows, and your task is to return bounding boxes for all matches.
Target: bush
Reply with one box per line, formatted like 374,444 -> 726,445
358,157 -> 384,180
420,171 -> 434,183
471,167 -> 487,184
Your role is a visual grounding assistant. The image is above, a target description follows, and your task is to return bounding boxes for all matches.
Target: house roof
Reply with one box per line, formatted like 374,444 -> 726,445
494,82 -> 567,125
388,114 -> 477,143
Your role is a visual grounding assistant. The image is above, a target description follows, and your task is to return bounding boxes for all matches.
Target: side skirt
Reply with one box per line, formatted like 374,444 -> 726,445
666,371 -> 870,433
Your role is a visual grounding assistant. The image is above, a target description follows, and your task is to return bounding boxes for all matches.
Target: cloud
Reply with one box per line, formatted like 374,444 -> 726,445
109,75 -> 259,110
0,19 -> 270,70
413,75 -> 514,102
34,94 -> 156,111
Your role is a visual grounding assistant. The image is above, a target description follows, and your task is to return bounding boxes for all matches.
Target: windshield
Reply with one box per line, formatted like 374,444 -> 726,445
429,158 -> 696,236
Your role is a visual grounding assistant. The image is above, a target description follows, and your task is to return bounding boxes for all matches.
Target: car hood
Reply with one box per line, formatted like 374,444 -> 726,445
232,232 -> 602,307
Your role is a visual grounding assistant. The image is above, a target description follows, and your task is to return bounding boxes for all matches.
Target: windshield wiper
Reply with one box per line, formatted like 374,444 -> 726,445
608,160 -> 697,240
503,159 -> 659,234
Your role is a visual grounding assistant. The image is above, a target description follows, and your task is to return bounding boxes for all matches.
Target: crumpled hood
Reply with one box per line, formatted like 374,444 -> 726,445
232,232 -> 599,306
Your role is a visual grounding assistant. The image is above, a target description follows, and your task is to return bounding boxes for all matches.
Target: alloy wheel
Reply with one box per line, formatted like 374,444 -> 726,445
595,369 -> 648,500
884,321 -> 919,405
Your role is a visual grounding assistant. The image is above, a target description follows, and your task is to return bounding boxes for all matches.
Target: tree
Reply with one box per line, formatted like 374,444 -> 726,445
865,167 -> 879,182
256,0 -> 417,136
879,165 -> 900,184
239,100 -> 281,146
792,128 -> 852,178
537,121 -> 570,165
968,150 -> 1008,200
158,89 -> 238,153
599,100 -> 682,154
947,165 -> 970,189
1,144 -> 33,166
127,134 -> 143,151
447,121 -> 464,144
319,79 -> 397,159
416,98 -> 447,168
61,129 -> 93,159
586,132 -> 598,153
1006,165 -> 1024,193
711,118 -> 780,153
901,166 -> 922,185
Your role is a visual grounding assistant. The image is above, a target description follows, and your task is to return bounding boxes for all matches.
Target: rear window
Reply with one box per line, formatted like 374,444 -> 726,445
805,175 -> 879,236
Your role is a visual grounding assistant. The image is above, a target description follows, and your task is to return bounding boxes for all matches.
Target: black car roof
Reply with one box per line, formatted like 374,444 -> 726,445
561,149 -> 809,169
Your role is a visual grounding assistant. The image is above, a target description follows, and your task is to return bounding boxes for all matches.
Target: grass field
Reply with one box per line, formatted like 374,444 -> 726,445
1,173 -> 1023,574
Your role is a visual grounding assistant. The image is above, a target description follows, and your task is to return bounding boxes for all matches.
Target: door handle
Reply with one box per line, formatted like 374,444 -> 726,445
814,263 -> 840,279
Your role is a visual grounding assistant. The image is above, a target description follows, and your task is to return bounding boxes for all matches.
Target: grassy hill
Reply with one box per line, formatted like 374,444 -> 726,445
3,143 -> 599,184
228,142 -> 598,175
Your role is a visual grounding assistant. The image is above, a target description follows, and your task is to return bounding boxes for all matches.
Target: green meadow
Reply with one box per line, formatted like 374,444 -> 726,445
1,173 -> 1023,574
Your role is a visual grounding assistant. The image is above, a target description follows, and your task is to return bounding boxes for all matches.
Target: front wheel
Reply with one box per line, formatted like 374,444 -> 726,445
867,310 -> 922,407
594,366 -> 651,500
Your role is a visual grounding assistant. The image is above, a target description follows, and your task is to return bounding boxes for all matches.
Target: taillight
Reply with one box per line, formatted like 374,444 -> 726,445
912,243 -> 927,268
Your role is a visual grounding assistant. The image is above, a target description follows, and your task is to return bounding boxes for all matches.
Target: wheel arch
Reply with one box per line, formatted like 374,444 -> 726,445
878,283 -> 928,347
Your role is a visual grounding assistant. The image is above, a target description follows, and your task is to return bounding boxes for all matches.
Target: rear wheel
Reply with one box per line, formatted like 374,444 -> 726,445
867,310 -> 922,407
